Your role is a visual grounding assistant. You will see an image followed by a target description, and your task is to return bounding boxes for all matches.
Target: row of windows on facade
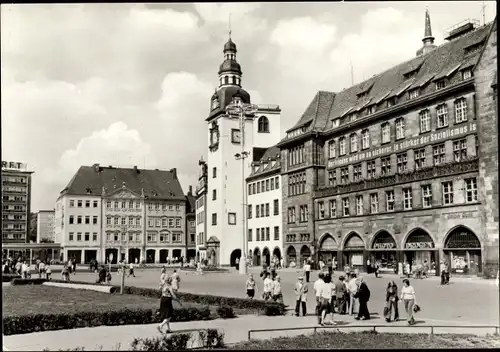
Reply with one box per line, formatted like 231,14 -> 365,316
2,214 -> 26,221
2,233 -> 25,240
197,210 -> 205,225
286,233 -> 311,242
248,176 -> 280,195
247,199 -> 279,218
327,137 -> 476,186
2,205 -> 26,211
2,195 -> 26,202
219,75 -> 241,87
2,223 -> 26,230
2,186 -> 27,193
101,232 -> 185,243
210,213 -> 237,226
2,176 -> 27,183
68,232 -> 98,242
300,177 -> 478,221
326,97 -> 470,160
68,215 -> 99,225
248,226 -> 280,242
339,69 -> 473,127
196,232 -> 204,246
69,199 -> 182,212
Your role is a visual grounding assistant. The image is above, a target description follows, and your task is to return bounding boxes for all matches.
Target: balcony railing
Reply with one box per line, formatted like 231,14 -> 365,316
314,158 -> 479,198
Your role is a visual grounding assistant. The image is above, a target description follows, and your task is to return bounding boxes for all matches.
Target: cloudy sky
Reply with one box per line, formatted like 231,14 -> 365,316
1,2 -> 496,212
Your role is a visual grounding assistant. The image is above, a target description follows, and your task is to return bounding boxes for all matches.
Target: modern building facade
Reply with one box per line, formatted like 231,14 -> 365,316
279,13 -> 498,276
246,146 -> 283,267
55,164 -> 188,264
37,210 -> 55,243
1,161 -> 33,244
203,35 -> 282,266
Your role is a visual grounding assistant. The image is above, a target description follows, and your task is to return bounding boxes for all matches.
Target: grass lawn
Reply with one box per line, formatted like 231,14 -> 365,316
3,285 -> 212,317
232,331 -> 500,349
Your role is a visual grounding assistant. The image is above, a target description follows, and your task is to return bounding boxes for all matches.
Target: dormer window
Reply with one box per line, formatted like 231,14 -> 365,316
435,79 -> 446,90
387,97 -> 396,107
404,70 -> 418,80
366,105 -> 375,115
211,98 -> 220,110
331,119 -> 340,128
408,88 -> 420,100
357,91 -> 368,99
462,69 -> 473,80
464,43 -> 483,55
350,113 -> 358,122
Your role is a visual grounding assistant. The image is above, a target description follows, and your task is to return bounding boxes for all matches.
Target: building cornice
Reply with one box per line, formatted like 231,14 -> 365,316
246,167 -> 281,182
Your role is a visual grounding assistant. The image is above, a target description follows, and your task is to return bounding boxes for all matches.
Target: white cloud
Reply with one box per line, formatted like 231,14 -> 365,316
270,17 -> 337,51
194,3 -> 261,24
329,7 -> 422,90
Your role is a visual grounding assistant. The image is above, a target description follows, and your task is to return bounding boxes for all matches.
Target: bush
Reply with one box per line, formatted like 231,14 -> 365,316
130,329 -> 225,351
3,305 -> 212,335
181,266 -> 228,272
264,302 -> 286,316
216,305 -> 235,319
2,273 -> 21,282
11,278 -> 46,285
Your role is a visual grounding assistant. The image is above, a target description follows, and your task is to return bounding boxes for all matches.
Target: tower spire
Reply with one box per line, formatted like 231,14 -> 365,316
228,12 -> 232,39
423,7 -> 435,43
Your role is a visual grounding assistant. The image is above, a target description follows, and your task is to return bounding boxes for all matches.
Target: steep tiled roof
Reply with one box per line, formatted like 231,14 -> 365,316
61,165 -> 185,200
186,194 -> 196,214
283,22 -> 493,139
247,145 -> 281,179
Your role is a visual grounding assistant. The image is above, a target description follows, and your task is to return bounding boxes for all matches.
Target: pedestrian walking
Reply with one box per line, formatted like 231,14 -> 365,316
128,262 -> 136,277
303,261 -> 311,283
97,265 -> 106,284
348,274 -> 359,316
335,275 -> 347,314
313,272 -> 325,324
374,263 -> 380,278
38,261 -> 46,278
327,258 -> 333,276
45,263 -> 52,280
157,277 -> 182,334
235,257 -> 240,271
62,265 -> 70,281
318,274 -> 336,325
262,272 -> 273,301
270,260 -> 277,279
354,277 -> 371,320
405,262 -> 411,279
294,276 -> 308,316
171,270 -> 180,292
443,263 -> 450,284
384,280 -> 399,322
440,261 -> 446,285
272,276 -> 283,304
401,279 -> 417,325
245,273 -> 257,299
196,261 -> 203,275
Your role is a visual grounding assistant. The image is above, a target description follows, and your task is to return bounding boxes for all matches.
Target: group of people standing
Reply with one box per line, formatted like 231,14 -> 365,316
245,272 -> 284,304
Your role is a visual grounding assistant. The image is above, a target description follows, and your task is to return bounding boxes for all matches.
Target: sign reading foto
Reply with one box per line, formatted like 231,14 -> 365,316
328,122 -> 477,168
373,243 -> 395,249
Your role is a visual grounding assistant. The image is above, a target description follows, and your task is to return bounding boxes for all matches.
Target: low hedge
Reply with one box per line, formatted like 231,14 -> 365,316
3,306 -> 212,335
11,278 -> 47,285
2,273 -> 21,282
181,265 -> 228,272
48,280 -> 286,316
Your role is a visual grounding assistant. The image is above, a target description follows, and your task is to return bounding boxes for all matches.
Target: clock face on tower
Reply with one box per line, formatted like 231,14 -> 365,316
231,129 -> 241,144
209,125 -> 220,151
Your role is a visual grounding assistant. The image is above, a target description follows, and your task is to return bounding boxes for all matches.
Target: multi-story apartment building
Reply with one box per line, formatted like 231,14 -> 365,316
185,186 -> 197,261
55,164 -> 188,264
279,13 -> 498,277
203,35 -> 281,266
1,161 -> 33,244
37,210 -> 55,243
195,159 -> 208,262
246,146 -> 283,266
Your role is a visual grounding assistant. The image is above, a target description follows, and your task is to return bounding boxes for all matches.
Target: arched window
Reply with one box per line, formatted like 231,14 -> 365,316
258,116 -> 269,133
395,118 -> 405,140
328,140 -> 336,159
231,76 -> 236,84
224,76 -> 229,85
350,133 -> 358,153
339,137 -> 346,155
361,129 -> 370,149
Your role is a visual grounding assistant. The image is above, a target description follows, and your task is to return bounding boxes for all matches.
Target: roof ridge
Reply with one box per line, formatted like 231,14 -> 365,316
341,22 -> 493,94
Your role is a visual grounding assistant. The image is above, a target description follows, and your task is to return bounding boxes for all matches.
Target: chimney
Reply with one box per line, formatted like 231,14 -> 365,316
93,163 -> 100,172
133,165 -> 139,173
170,168 -> 177,177
188,185 -> 193,196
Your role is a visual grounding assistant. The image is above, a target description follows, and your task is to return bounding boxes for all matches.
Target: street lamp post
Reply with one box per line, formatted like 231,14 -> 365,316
226,100 -> 259,275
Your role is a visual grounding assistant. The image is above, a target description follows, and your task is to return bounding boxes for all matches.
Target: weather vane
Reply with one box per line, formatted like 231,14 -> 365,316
228,12 -> 232,38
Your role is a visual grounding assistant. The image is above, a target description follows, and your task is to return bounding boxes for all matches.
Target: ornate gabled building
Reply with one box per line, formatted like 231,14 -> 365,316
278,13 -> 497,277
55,164 -> 189,264
246,146 -> 283,267
200,34 -> 282,267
